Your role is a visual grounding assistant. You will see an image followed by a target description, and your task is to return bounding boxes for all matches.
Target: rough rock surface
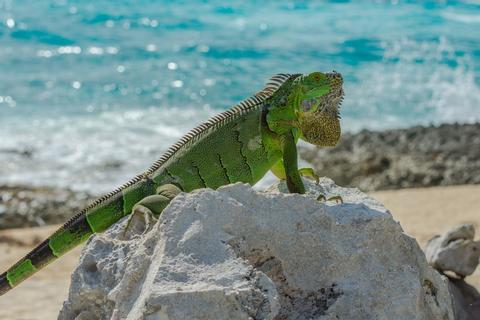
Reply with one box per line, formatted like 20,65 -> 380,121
59,179 -> 454,320
448,279 -> 480,320
425,224 -> 480,278
300,122 -> 480,191
425,225 -> 480,320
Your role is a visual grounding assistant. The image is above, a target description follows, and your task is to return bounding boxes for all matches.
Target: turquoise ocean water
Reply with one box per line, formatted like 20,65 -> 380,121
0,1 -> 479,192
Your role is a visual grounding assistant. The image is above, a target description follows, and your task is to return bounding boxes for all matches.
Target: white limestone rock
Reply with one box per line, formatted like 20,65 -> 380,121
59,178 -> 454,320
425,224 -> 480,278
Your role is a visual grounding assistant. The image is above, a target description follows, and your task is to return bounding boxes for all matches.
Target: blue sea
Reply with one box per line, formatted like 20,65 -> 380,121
0,1 -> 479,193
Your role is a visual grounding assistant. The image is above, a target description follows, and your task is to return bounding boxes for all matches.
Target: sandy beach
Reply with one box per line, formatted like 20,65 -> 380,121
0,184 -> 478,319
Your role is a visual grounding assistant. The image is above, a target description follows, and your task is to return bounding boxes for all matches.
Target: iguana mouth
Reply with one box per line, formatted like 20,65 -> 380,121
324,71 -> 344,118
313,87 -> 344,119
333,91 -> 344,119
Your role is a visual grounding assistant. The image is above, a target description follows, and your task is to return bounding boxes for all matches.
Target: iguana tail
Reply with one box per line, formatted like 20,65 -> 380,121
0,174 -> 154,296
0,213 -> 95,295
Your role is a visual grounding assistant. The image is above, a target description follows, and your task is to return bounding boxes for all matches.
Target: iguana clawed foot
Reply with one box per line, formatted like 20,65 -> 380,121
316,194 -> 343,204
122,184 -> 182,238
298,167 -> 320,184
298,168 -> 343,203
271,161 -> 320,185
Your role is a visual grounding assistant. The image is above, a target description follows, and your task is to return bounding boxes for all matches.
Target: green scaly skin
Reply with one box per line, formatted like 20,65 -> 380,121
0,71 -> 344,296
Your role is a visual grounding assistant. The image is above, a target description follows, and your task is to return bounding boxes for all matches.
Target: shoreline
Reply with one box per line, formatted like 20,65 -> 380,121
301,122 -> 480,191
1,122 -> 479,230
0,185 -> 92,230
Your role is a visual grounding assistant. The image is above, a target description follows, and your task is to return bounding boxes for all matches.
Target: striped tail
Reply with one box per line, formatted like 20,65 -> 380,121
0,188 -> 135,296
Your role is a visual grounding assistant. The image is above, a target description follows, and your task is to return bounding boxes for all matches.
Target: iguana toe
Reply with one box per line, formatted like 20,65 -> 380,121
298,167 -> 320,184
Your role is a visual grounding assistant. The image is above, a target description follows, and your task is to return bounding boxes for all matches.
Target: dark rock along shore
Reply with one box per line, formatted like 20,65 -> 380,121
0,186 -> 92,230
300,122 -> 480,191
0,123 -> 478,229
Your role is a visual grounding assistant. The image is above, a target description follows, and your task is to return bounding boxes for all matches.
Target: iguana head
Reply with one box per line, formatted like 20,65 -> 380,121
294,71 -> 344,147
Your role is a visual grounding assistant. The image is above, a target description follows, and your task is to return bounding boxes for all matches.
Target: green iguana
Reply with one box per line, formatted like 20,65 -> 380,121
0,71 -> 344,296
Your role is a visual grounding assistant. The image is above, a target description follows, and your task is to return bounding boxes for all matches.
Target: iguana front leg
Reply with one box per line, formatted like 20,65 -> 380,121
271,159 -> 343,203
273,132 -> 341,203
280,131 -> 305,194
270,131 -> 321,193
271,162 -> 320,185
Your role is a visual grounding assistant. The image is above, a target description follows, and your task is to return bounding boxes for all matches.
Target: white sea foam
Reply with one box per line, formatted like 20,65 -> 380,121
342,37 -> 480,132
442,11 -> 480,24
0,107 -> 217,193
